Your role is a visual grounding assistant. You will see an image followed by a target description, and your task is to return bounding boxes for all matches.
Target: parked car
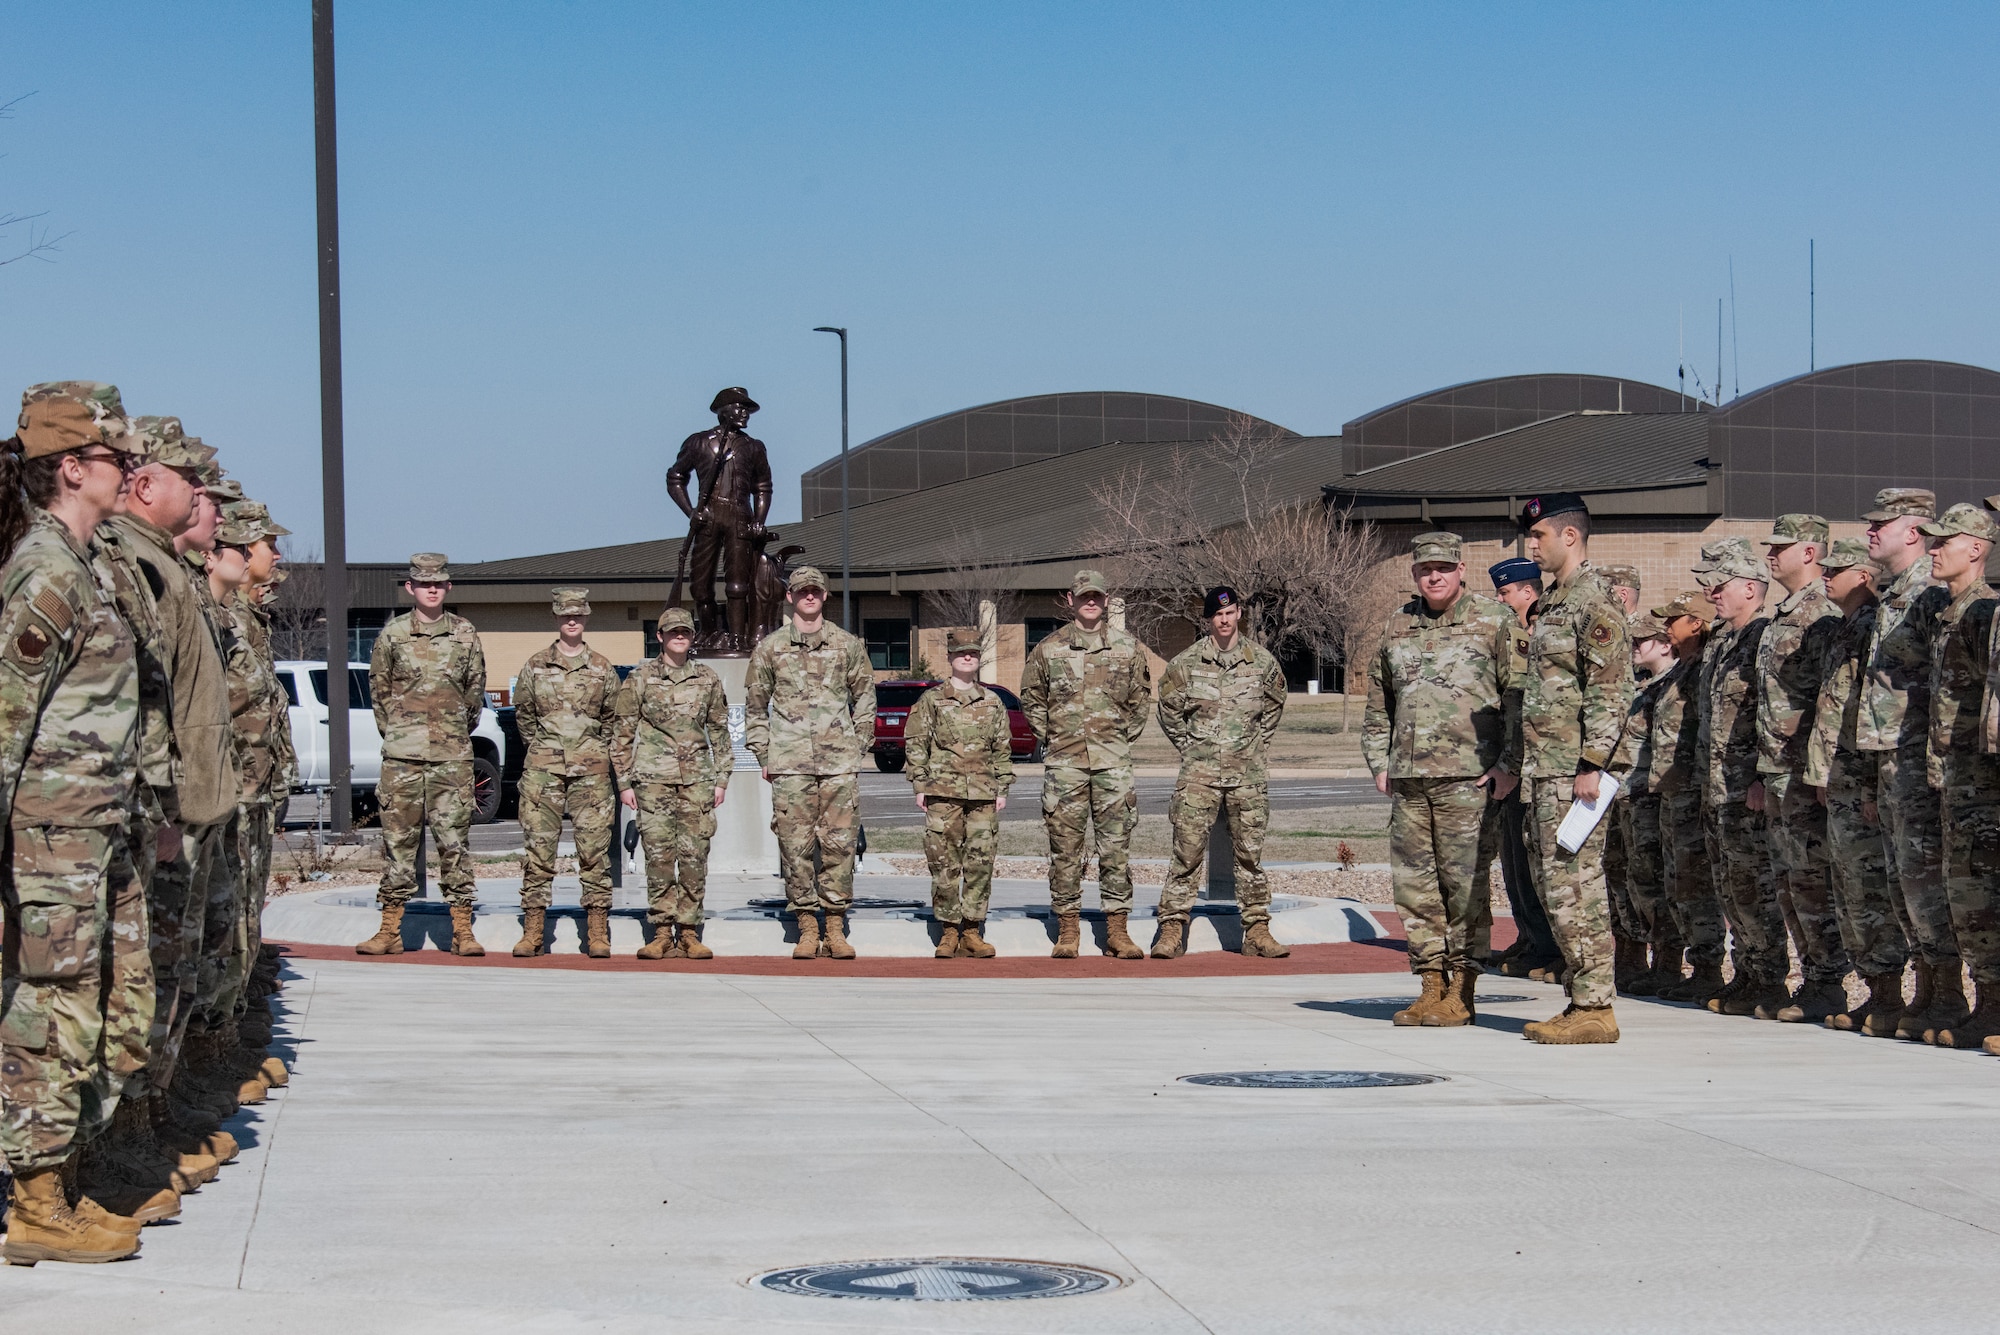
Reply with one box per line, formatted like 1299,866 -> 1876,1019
870,679 -> 1040,773
278,660 -> 508,823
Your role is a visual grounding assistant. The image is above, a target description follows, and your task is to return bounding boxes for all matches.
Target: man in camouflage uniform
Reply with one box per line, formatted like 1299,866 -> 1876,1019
1157,585 -> 1290,960
1750,515 -> 1852,1021
613,605 -> 731,960
1912,504 -> 2000,1049
1020,569 -> 1154,959
1647,591 -> 1728,1000
511,587 -> 621,958
356,553 -> 488,957
1806,537 -> 1909,1034
1487,557 -> 1560,977
904,627 -> 1015,959
1517,494 -> 1632,1043
1362,536 -> 1518,1024
746,565 -> 875,960
1598,564 -> 1644,989
1612,613 -> 1678,994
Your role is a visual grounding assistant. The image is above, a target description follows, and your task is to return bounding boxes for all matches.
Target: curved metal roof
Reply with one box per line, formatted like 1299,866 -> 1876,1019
1340,372 -> 1700,473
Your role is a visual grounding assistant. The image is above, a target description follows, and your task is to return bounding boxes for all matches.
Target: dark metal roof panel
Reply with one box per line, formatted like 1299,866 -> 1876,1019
1328,413 -> 1712,497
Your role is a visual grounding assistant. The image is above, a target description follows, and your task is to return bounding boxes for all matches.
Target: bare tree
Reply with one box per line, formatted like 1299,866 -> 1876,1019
919,527 -> 1026,629
1088,414 -> 1389,673
1,94 -> 71,269
268,543 -> 329,662
1337,557 -> 1411,730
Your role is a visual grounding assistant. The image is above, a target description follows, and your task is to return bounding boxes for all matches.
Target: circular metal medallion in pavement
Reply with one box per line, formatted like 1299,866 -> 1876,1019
754,1257 -> 1120,1301
1180,1070 -> 1445,1088
1340,994 -> 1531,1006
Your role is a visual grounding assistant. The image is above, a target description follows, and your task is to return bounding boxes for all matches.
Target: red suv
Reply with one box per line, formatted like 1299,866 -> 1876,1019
871,680 -> 1041,773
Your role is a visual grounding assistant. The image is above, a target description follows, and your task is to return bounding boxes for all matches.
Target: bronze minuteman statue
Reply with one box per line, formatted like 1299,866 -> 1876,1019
667,387 -> 777,652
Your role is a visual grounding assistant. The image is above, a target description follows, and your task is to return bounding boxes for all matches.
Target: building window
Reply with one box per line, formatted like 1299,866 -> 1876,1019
347,609 -> 391,664
642,620 -> 661,659
862,618 -> 912,672
1025,617 -> 1063,649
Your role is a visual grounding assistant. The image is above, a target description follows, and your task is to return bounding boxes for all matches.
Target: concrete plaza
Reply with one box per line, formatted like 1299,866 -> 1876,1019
7,957 -> 2000,1333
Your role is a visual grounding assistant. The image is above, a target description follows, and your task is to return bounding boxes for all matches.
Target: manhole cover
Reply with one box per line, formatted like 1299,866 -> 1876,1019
1180,1070 -> 1445,1088
746,897 -> 924,911
1339,994 -> 1532,1006
754,1257 -> 1119,1301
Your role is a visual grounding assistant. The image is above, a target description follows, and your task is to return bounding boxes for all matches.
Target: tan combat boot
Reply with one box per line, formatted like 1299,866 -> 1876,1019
583,907 -> 612,959
1423,966 -> 1478,1027
110,1098 -> 209,1192
139,1094 -> 219,1186
1853,972 -> 1907,1037
934,923 -> 961,959
1705,966 -> 1752,1013
1729,972 -> 1790,1019
1776,979 -> 1849,1024
823,912 -> 857,959
636,926 -> 681,960
678,924 -> 713,960
1893,961 -> 1934,1041
1104,912 -> 1144,959
792,911 -> 822,960
1148,918 -> 1186,960
354,904 -> 406,955
60,1152 -> 143,1235
448,904 -> 486,957
957,921 -> 997,958
259,1055 -> 289,1088
1242,923 -> 1291,958
1921,965 -> 1970,1044
1392,971 -> 1447,1027
3,1165 -> 140,1265
1937,984 -> 2000,1049
1051,912 -> 1080,959
1524,1004 -> 1620,1044
511,907 -> 547,958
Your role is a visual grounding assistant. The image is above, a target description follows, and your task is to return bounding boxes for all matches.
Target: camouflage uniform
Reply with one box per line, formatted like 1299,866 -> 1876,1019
904,671 -> 1014,926
370,558 -> 486,909
0,384 -> 144,1172
182,548 -> 249,1025
513,594 -> 621,911
1362,578 -> 1516,974
1018,594 -> 1153,917
1613,663 -> 1672,945
1925,511 -> 2000,1002
612,632 -> 732,927
1698,576 -> 1783,982
1752,535 -> 1851,987
213,552 -> 288,1021
1648,639 -> 1726,965
745,579 -> 875,913
1157,632 -> 1287,928
1519,557 -> 1632,1008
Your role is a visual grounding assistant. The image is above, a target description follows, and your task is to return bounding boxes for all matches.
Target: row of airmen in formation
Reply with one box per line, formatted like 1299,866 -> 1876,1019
0,383 -> 298,1265
1363,485 -> 2000,1052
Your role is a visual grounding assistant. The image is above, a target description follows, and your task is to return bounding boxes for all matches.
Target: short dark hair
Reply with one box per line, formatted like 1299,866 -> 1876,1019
1540,508 -> 1590,540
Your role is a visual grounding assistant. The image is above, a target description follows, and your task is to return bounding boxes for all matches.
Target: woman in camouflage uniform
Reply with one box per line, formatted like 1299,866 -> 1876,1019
903,628 -> 1014,959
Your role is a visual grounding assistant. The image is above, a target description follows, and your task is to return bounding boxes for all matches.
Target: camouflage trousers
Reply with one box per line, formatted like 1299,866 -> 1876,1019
1824,749 -> 1908,978
519,768 -> 616,910
1,825 -> 152,1172
1604,813 -> 1636,939
1160,778 -> 1272,928
238,798 -> 275,971
769,772 -> 859,912
1937,753 -> 2000,986
1704,795 -> 1784,977
377,757 -> 476,909
1765,773 -> 1852,985
633,781 -> 716,926
194,809 -> 245,1025
1386,777 -> 1490,973
1660,790 -> 1725,965
1043,765 -> 1137,916
143,819 -> 222,1091
1613,794 -> 1671,944
923,796 -> 1000,925
1525,776 -> 1615,1007
1877,744 -> 1958,970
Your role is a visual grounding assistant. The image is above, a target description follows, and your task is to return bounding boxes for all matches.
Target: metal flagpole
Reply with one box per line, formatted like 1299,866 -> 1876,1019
313,0 -> 352,832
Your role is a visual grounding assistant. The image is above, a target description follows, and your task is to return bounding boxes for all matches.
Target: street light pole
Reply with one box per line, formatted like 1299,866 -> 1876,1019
313,0 -> 352,833
812,326 -> 851,631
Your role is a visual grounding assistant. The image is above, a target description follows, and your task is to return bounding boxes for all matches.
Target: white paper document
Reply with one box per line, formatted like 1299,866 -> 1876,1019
1555,773 -> 1621,854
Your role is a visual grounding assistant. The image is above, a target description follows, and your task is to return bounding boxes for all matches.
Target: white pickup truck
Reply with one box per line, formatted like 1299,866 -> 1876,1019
277,660 -> 507,823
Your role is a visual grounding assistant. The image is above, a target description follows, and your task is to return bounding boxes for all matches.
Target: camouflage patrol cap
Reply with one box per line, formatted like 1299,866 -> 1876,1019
205,476 -> 244,504
658,606 -> 695,635
1819,536 -> 1878,573
1409,531 -> 1464,564
408,552 -> 451,583
550,586 -> 591,617
1071,569 -> 1109,597
214,511 -> 263,547
224,499 -> 290,539
131,415 -> 213,474
1918,502 -> 2000,544
13,381 -> 136,459
1629,612 -> 1671,643
217,501 -> 278,545
189,442 -> 222,487
1757,513 -> 1830,547
1692,537 -> 1765,587
1651,590 -> 1711,622
1600,564 -> 1641,592
946,627 -> 982,655
787,564 -> 828,593
1862,488 -> 1936,523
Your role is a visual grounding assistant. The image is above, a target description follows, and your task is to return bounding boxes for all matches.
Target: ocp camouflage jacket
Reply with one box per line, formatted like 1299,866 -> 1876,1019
744,621 -> 875,775
1804,601 -> 1875,788
1616,666 -> 1676,796
1158,635 -> 1288,786
1363,593 -> 1516,781
1928,578 -> 1997,784
1699,615 -> 1769,806
369,611 -> 485,763
221,595 -> 288,805
1857,556 -> 1943,753
1755,577 -> 1844,776
904,680 -> 1014,800
1521,562 -> 1633,779
513,642 -> 620,777
1647,652 -> 1706,798
1018,622 -> 1152,771
612,656 -> 733,789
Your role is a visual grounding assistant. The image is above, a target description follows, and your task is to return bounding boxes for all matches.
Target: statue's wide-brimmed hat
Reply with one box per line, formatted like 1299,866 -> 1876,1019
710,386 -> 759,414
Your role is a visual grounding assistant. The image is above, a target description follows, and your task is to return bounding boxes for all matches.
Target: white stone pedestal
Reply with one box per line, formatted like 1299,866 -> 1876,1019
703,655 -> 780,876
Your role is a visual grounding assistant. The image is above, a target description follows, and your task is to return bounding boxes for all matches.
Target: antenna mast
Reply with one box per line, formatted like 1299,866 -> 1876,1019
1729,256 -> 1740,397
1809,239 -> 1816,372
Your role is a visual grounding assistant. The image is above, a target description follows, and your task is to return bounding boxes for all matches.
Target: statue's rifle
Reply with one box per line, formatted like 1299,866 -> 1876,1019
667,502 -> 708,611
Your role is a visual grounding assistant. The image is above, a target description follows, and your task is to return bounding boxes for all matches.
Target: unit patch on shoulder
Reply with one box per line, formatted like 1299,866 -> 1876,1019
1589,622 -> 1614,646
14,624 -> 49,663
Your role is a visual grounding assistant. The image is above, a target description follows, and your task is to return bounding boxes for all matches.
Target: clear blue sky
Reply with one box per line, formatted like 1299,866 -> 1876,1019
2,2 -> 1994,560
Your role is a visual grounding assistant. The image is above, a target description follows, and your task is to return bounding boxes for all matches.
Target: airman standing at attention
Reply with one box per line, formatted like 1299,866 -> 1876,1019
1156,585 -> 1290,960
1362,535 -> 1518,1025
903,628 -> 1015,959
613,606 -> 731,960
1486,557 -> 1561,979
1516,494 -> 1632,1043
746,566 -> 876,961
1749,515 -> 1852,1022
511,588 -> 621,959
1597,564 -> 1646,989
1647,591 -> 1728,1001
1612,613 -> 1678,995
1018,570 -> 1154,960
355,554 -> 488,957
1806,537 -> 1908,1035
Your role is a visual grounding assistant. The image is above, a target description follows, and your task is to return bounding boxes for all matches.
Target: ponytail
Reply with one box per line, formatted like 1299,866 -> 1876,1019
0,438 -> 69,565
